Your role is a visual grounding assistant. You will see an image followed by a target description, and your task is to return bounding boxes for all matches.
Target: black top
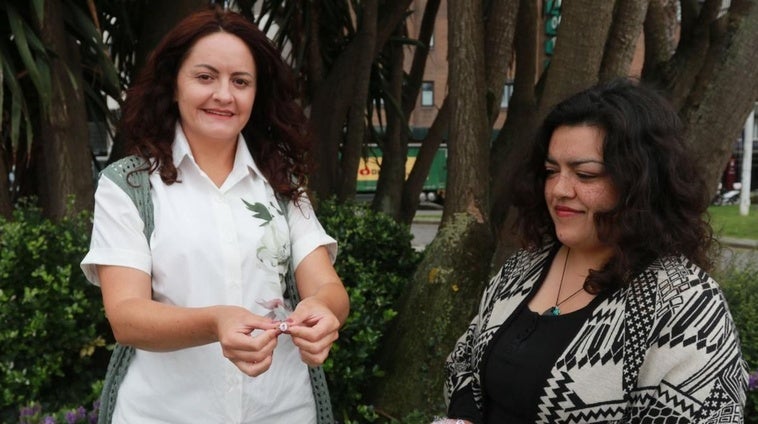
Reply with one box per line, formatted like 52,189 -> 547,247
482,300 -> 602,422
447,285 -> 608,424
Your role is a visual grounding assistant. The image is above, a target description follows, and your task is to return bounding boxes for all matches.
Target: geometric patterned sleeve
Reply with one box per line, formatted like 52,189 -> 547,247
443,279 -> 488,414
628,258 -> 748,423
444,248 -> 538,416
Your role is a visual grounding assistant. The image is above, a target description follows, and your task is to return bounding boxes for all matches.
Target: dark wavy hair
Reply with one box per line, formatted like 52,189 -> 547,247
119,6 -> 311,201
512,78 -> 714,292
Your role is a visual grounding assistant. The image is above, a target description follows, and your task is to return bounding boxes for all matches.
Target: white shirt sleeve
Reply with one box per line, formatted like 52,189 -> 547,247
287,195 -> 337,271
80,176 -> 152,286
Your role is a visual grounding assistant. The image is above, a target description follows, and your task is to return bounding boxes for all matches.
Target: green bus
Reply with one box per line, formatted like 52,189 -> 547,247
356,143 -> 447,203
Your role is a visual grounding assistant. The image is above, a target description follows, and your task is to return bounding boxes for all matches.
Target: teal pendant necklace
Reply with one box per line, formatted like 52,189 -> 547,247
542,248 -> 585,316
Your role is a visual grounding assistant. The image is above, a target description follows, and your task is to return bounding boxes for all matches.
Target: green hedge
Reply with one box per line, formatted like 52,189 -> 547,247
316,199 -> 421,423
719,262 -> 758,421
0,200 -> 111,422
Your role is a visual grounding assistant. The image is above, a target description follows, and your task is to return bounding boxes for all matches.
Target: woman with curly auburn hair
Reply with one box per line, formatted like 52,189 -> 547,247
120,5 -> 311,200
440,79 -> 746,424
81,6 -> 348,424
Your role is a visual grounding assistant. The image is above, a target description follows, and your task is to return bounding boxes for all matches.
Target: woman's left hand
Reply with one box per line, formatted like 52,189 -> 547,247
283,297 -> 341,366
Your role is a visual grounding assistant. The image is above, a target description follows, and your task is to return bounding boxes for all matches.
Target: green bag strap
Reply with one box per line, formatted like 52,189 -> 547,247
276,196 -> 334,424
96,155 -> 152,424
100,155 -> 154,240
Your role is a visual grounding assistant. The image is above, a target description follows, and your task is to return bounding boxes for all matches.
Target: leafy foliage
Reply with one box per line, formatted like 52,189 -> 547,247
316,199 -> 421,422
0,0 -> 121,160
0,199 -> 111,422
718,263 -> 758,422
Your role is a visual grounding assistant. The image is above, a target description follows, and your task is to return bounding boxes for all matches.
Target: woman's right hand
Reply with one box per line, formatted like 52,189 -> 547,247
214,305 -> 280,377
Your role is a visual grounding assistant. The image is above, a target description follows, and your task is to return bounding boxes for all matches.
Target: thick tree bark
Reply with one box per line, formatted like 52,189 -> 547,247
679,0 -> 758,194
649,0 -> 723,109
538,0 -> 615,117
372,0 -> 493,416
642,0 -> 679,76
34,0 -> 93,219
599,0 -> 649,81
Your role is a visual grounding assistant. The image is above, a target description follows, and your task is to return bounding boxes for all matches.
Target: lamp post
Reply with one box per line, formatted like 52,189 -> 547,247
740,106 -> 754,216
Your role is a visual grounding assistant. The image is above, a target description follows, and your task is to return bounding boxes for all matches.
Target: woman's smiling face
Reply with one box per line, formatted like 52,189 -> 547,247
544,124 -> 619,253
174,31 -> 257,147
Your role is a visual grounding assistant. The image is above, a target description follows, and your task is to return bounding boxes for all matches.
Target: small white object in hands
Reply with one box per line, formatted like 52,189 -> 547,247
278,321 -> 289,332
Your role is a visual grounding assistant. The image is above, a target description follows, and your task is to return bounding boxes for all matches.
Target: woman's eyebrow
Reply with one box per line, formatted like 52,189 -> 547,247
192,64 -> 255,79
545,156 -> 605,166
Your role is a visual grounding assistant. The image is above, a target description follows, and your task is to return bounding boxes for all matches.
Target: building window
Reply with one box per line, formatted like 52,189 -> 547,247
421,81 -> 434,107
501,82 -> 514,108
429,34 -> 434,48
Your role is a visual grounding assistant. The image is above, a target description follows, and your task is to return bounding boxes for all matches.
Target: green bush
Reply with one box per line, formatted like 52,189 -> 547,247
718,262 -> 758,421
316,199 -> 421,423
0,199 -> 111,422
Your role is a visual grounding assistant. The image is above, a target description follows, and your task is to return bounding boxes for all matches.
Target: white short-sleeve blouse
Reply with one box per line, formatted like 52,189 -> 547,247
81,125 -> 337,424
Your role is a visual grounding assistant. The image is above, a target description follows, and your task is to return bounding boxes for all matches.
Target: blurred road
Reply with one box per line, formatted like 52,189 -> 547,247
411,209 -> 441,251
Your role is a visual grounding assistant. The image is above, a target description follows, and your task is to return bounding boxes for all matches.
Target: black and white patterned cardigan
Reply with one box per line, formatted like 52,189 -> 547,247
445,244 -> 747,423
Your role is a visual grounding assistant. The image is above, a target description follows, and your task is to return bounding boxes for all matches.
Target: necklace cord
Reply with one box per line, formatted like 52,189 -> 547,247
546,248 -> 586,315
553,247 -> 570,306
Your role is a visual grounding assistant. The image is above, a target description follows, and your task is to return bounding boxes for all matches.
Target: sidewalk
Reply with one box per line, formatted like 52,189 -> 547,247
720,236 -> 758,250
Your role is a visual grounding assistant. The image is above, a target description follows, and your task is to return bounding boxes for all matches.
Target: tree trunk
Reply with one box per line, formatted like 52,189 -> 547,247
34,0 -> 94,219
371,0 -> 494,417
400,100 -> 450,224
490,0 -> 540,267
648,0 -> 723,109
599,0 -> 649,81
372,25 -> 407,218
484,0 -> 519,122
537,0 -> 615,118
309,0 -> 413,200
337,0 -> 378,202
642,0 -> 679,75
679,0 -> 758,194
397,0 -> 444,223
0,155 -> 10,219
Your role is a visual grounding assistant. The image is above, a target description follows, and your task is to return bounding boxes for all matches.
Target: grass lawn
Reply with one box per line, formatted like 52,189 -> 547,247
708,205 -> 758,240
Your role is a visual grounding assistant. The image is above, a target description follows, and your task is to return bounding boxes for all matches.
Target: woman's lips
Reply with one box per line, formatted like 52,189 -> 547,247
554,205 -> 582,217
203,108 -> 234,117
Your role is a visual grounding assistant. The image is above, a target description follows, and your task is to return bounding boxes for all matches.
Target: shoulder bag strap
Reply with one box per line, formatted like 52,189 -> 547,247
97,155 -> 152,424
276,196 -> 335,424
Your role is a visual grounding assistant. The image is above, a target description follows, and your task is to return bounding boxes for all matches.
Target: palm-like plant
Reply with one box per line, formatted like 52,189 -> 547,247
0,0 -> 130,210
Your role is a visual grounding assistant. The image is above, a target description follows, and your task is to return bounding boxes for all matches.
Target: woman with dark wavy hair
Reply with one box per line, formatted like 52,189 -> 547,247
81,6 -> 348,423
440,79 -> 746,424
